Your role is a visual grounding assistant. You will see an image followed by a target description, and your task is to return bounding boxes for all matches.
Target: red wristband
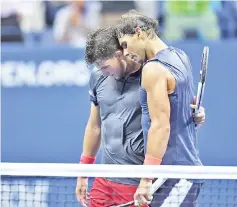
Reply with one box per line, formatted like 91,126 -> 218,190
144,154 -> 162,165
143,177 -> 153,181
143,154 -> 162,181
80,154 -> 95,164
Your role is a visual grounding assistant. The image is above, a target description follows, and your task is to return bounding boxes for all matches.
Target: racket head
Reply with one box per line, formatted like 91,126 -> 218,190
195,46 -> 209,113
200,46 -> 209,84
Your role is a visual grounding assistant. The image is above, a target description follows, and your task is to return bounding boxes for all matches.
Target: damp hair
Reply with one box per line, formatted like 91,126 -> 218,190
116,10 -> 159,39
84,27 -> 122,67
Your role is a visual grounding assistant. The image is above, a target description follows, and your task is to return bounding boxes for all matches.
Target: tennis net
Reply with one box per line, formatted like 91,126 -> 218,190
1,163 -> 237,207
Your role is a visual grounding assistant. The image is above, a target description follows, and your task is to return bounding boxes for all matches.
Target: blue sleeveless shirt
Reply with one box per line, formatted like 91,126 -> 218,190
140,47 -> 202,166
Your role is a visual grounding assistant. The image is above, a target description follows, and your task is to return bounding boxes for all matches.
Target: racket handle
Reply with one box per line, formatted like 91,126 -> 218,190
195,82 -> 203,113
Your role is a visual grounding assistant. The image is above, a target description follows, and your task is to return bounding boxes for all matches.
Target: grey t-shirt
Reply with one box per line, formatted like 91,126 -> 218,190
89,67 -> 144,185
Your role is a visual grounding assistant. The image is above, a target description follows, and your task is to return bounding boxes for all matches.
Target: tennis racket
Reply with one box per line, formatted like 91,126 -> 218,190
112,178 -> 167,207
195,46 -> 209,113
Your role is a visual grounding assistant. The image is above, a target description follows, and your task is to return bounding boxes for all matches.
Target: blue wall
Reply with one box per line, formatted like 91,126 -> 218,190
1,42 -> 237,206
2,42 -> 237,166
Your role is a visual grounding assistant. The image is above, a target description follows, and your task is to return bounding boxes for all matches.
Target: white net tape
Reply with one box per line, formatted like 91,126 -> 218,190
1,163 -> 237,207
1,163 -> 237,179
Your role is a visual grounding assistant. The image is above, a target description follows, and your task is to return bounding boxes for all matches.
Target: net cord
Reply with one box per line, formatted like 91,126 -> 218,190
1,163 -> 237,179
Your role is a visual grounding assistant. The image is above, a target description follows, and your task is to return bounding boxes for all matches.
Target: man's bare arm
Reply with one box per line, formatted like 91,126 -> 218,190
82,103 -> 101,157
76,103 -> 100,206
142,62 -> 171,160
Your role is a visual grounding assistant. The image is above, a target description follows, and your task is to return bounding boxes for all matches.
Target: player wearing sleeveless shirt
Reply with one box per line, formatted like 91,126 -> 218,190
117,10 -> 203,207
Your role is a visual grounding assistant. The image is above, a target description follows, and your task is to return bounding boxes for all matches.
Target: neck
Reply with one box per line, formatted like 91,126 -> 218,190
145,37 -> 168,60
125,62 -> 142,77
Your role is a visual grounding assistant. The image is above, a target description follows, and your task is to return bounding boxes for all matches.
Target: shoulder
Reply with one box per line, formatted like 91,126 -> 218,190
172,47 -> 192,69
142,61 -> 169,80
90,67 -> 105,81
89,67 -> 107,89
142,61 -> 170,90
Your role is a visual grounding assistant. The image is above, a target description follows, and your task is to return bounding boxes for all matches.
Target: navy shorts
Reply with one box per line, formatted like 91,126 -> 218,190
150,179 -> 202,207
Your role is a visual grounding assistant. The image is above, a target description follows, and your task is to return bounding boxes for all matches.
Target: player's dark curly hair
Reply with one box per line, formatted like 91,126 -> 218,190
116,10 -> 159,38
84,27 -> 122,67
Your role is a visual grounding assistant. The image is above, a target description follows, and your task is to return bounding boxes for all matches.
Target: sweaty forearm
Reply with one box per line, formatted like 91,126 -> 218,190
146,124 -> 170,160
82,124 -> 101,157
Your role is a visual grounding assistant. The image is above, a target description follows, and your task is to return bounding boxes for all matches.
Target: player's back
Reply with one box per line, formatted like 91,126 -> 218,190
140,46 -> 202,167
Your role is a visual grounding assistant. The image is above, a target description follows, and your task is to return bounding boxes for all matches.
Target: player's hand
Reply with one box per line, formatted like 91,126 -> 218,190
190,97 -> 205,126
76,177 -> 89,207
191,106 -> 205,125
134,179 -> 153,206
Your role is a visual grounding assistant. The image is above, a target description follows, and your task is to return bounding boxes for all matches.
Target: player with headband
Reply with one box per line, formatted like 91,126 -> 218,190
115,10 -> 204,206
